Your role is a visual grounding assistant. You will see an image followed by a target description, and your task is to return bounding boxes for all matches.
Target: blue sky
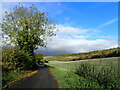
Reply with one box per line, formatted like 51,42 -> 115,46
1,2 -> 118,55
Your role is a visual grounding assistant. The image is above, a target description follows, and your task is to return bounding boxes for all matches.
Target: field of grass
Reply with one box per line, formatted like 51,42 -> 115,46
48,57 -> 118,70
44,47 -> 119,61
47,57 -> 119,88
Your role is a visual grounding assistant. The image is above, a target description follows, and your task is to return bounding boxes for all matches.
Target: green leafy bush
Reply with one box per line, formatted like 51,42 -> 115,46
49,66 -> 101,88
75,63 -> 120,88
35,53 -> 44,60
35,53 -> 44,64
41,59 -> 48,63
2,46 -> 37,70
2,46 -> 38,89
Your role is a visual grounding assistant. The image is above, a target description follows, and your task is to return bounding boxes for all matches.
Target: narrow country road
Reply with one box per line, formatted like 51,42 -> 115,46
8,65 -> 58,89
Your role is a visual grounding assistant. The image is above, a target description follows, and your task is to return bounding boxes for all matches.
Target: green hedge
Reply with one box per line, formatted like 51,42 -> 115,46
75,63 -> 120,88
2,46 -> 37,70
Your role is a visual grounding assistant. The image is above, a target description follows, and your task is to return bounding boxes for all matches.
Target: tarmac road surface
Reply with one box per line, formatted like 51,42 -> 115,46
8,65 -> 58,89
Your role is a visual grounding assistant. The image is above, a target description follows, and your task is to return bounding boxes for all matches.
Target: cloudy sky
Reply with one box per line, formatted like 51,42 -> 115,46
1,1 -> 118,55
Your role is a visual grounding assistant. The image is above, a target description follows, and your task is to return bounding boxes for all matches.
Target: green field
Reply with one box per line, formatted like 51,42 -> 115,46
44,47 -> 119,61
47,57 -> 119,88
48,57 -> 118,71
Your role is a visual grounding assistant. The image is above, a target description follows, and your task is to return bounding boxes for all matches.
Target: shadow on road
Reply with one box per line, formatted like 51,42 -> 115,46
8,65 -> 58,89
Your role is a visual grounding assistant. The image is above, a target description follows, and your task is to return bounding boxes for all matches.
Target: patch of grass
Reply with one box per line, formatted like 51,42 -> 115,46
3,70 -> 24,89
75,62 -> 120,88
48,57 -> 119,88
48,57 -> 119,72
2,69 -> 33,89
49,66 -> 101,88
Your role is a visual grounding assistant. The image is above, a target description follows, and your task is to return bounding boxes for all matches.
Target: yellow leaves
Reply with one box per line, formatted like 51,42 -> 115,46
24,42 -> 27,44
11,50 -> 15,54
23,70 -> 38,78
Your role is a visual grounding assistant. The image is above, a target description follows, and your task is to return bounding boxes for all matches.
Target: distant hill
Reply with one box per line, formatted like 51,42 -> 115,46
44,47 -> 120,61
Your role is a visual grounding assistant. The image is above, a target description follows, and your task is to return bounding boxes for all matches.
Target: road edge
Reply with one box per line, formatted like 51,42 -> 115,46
7,70 -> 39,88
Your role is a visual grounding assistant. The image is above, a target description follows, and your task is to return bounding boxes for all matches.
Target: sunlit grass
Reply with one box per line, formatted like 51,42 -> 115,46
75,63 -> 119,88
44,47 -> 119,61
48,57 -> 119,88
49,66 -> 101,88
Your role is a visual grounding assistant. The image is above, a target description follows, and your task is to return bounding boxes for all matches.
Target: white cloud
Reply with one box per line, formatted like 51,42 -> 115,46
97,35 -> 115,40
55,24 -> 100,39
56,25 -> 88,34
97,18 -> 118,29
36,36 -> 118,55
35,24 -> 118,55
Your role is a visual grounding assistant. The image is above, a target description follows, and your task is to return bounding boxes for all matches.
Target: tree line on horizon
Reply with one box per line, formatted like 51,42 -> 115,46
46,47 -> 120,61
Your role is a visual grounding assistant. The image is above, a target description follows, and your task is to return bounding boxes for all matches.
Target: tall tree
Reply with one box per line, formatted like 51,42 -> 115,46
1,3 -> 56,55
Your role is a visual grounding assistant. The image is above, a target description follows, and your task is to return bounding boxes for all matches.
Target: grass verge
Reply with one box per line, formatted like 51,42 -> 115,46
75,62 -> 120,88
2,69 -> 38,89
49,66 -> 101,88
48,57 -> 119,88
